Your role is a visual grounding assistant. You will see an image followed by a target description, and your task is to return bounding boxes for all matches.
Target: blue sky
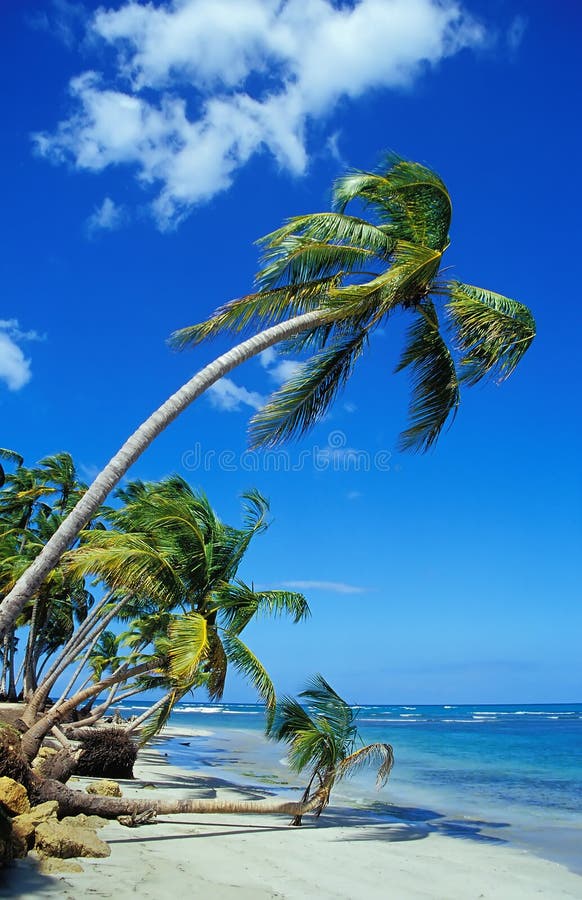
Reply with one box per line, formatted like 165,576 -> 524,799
1,0 -> 580,704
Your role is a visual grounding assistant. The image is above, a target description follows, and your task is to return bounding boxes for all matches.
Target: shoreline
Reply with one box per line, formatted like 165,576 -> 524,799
4,730 -> 582,899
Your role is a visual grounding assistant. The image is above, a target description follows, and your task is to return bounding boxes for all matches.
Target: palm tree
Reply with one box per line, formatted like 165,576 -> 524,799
32,674 -> 392,825
0,156 -> 535,634
267,675 -> 394,825
61,478 -> 309,737
19,479 -> 309,757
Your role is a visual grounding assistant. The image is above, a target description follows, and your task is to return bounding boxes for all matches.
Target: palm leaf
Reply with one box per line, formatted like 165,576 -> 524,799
446,281 -> 535,384
396,301 -> 460,452
168,277 -> 336,348
167,613 -> 209,682
333,156 -> 451,252
257,212 -> 396,260
221,632 -> 275,711
257,238 -> 378,290
249,331 -> 367,448
217,580 -> 310,632
336,742 -> 394,788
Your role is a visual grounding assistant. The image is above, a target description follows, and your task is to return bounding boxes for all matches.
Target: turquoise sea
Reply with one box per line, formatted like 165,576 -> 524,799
119,701 -> 582,874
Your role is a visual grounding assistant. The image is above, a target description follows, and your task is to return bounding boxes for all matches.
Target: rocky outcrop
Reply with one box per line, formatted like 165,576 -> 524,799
10,816 -> 35,858
34,820 -> 111,859
38,857 -> 84,874
0,776 -> 30,815
14,800 -> 59,829
86,780 -> 122,797
60,813 -> 107,829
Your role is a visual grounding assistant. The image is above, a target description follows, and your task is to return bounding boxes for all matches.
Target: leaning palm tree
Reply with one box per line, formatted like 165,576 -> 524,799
267,675 -> 394,825
0,155 -> 535,634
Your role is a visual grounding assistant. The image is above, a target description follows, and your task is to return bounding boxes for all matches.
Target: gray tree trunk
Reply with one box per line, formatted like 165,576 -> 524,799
0,311 -> 323,639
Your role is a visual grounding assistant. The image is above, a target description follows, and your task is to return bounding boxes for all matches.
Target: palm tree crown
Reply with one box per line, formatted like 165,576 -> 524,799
173,155 -> 535,452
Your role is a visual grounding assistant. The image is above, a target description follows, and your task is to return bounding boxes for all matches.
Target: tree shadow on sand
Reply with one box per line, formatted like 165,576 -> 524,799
322,802 -> 510,845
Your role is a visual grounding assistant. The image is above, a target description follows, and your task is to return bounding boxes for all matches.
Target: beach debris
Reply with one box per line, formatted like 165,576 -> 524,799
34,820 -> 111,859
117,808 -> 157,827
86,779 -> 123,797
0,776 -> 30,815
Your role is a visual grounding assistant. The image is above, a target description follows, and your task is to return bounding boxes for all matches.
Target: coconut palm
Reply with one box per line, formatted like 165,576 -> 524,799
267,675 -> 394,825
64,478 -> 309,734
20,479 -> 309,756
0,156 -> 535,634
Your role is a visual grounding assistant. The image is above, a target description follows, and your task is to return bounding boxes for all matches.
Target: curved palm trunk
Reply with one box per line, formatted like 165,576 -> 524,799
36,777 -> 323,822
0,311 -> 323,639
21,661 -> 154,760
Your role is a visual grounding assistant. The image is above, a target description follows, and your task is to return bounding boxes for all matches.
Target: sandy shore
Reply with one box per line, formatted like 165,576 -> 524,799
3,743 -> 582,900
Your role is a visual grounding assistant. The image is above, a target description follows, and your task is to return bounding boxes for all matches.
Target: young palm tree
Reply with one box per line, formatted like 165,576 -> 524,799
267,675 -> 394,825
0,156 -> 535,635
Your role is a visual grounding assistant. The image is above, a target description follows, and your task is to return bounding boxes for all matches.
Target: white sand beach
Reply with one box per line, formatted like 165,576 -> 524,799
4,745 -> 582,900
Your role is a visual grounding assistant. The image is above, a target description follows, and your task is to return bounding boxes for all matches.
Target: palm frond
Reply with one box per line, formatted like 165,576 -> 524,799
139,689 -> 183,744
168,278 -> 335,349
167,613 -> 209,682
204,627 -> 228,701
0,448 -> 24,465
299,674 -> 357,745
64,532 -> 182,606
333,156 -> 451,252
217,580 -> 310,632
446,281 -> 536,384
257,212 -> 396,260
257,238 -> 378,291
249,331 -> 367,448
336,742 -> 395,788
222,632 -> 275,711
396,301 -> 460,452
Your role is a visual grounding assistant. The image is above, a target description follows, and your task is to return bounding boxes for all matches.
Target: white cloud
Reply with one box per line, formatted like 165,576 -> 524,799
260,347 -> 303,385
343,402 -> 357,414
0,321 -> 36,391
87,196 -> 126,233
347,490 -> 362,500
33,0 -> 485,229
207,377 -> 265,412
279,579 -> 369,594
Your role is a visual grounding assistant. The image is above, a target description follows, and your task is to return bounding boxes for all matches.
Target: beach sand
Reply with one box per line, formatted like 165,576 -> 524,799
3,742 -> 582,900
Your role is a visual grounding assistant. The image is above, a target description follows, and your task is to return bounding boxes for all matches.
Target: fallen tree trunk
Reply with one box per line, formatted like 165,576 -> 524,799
34,777 -> 324,821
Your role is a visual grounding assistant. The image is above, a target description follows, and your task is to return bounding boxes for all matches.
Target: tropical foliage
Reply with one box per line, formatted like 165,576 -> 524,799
267,675 -> 394,825
174,154 -> 535,453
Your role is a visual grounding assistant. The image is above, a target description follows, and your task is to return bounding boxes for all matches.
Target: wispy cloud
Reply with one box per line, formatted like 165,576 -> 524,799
260,348 -> 303,385
207,377 -> 265,413
86,196 -> 126,234
278,580 -> 369,595
0,320 -> 44,391
33,0 -> 485,229
27,0 -> 87,50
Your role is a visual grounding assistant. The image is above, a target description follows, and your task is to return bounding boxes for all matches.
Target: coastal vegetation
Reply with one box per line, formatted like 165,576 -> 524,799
0,155 -> 535,865
0,156 -> 535,638
0,453 -> 310,781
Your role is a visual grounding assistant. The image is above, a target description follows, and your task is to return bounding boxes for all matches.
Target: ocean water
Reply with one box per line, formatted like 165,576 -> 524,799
119,701 -> 582,874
